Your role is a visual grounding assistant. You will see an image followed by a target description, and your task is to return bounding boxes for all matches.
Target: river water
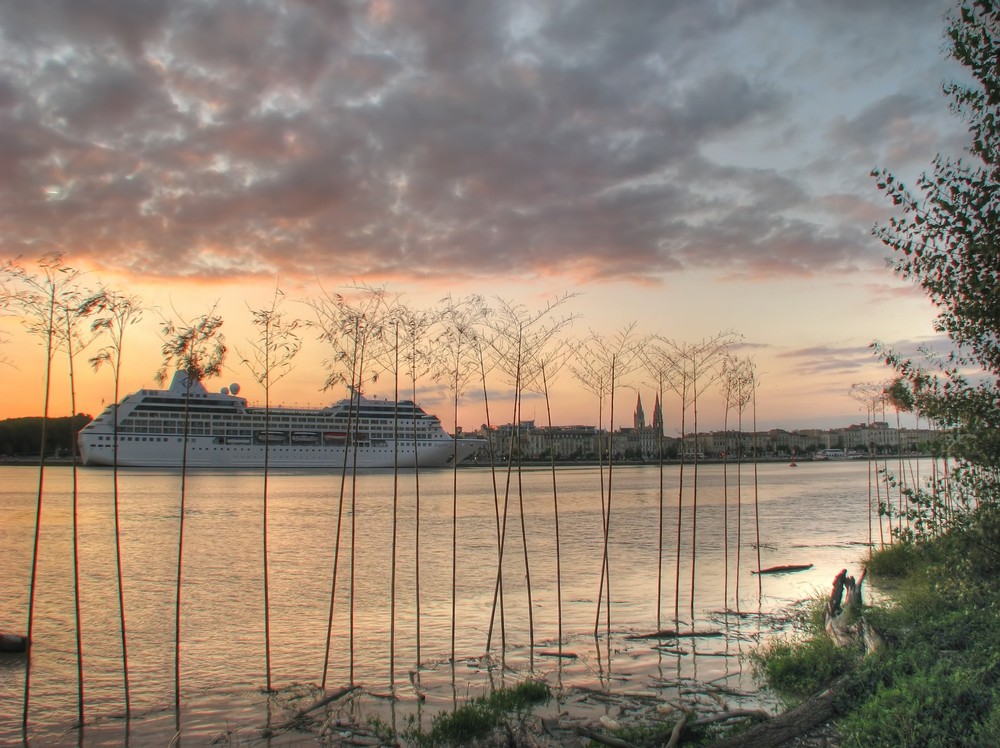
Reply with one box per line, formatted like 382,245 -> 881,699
0,459 -> 907,745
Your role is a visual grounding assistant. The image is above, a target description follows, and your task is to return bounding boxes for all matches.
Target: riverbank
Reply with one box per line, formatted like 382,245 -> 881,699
745,503 -> 1000,747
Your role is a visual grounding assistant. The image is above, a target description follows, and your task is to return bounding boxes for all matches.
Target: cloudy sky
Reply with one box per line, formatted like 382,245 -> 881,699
0,0 -> 974,431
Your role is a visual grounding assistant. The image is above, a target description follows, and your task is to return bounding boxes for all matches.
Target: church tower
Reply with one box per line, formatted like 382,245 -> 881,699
634,393 -> 646,430
652,394 -> 663,433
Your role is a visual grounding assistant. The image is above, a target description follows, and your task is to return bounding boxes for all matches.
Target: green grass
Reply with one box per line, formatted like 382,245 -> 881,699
863,540 -> 926,578
402,680 -> 551,746
750,633 -> 857,702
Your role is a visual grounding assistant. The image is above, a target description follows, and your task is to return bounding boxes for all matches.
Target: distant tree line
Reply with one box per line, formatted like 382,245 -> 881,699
0,414 -> 92,458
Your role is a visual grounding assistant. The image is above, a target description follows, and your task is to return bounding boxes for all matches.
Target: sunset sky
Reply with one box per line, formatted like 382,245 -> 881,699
0,0 -> 972,433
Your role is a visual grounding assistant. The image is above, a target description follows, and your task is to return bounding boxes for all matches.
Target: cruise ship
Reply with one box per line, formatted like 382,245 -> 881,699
78,372 -> 485,469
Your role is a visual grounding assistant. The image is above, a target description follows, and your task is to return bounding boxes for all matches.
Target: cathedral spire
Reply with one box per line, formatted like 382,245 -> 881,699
634,392 -> 645,429
653,393 -> 663,432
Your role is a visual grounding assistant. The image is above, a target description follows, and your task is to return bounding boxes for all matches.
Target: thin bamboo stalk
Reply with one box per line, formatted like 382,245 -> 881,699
20,272 -> 56,734
86,288 -> 140,718
752,377 -> 762,599
175,373 -> 190,718
390,322 -> 399,688
542,364 -> 563,652
656,377 -> 665,629
349,336 -> 368,684
479,340 -> 506,657
673,375 -> 687,623
66,311 -> 85,727
321,329 -> 358,689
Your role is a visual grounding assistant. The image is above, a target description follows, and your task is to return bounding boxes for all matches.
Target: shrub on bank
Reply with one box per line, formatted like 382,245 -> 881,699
750,631 -> 857,702
401,680 -> 551,746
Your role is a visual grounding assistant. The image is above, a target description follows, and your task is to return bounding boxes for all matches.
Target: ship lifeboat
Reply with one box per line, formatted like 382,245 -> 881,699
323,431 -> 348,443
292,431 -> 320,443
0,632 -> 28,653
256,431 -> 287,443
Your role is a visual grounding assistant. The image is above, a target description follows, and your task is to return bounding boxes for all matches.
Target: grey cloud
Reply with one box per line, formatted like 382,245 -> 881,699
0,0 -> 962,283
778,344 -> 881,377
0,0 -> 171,56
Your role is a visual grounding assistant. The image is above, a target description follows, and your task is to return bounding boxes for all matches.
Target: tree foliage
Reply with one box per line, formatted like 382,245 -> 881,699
0,415 -> 92,458
873,2 -> 1000,479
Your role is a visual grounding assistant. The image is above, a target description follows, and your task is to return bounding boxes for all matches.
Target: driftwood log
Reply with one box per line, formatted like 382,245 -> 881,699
825,568 -> 883,654
705,680 -> 842,748
751,563 -> 813,575
705,568 -> 882,747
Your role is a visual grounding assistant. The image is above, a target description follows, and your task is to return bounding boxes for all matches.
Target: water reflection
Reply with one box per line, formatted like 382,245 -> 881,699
0,460 -> 893,744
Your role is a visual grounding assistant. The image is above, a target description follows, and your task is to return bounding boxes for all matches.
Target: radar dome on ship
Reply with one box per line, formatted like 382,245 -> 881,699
230,383 -> 241,395
221,387 -> 229,394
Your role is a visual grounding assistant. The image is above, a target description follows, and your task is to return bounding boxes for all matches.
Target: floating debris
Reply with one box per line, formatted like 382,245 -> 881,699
538,649 -> 579,658
752,563 -> 814,575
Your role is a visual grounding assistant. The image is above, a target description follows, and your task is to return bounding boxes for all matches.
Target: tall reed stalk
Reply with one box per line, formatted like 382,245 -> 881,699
486,296 -> 574,661
750,362 -> 762,598
673,335 -> 732,614
60,285 -> 94,728
851,382 -> 883,552
673,371 -> 689,622
721,357 -> 738,608
728,357 -> 753,609
321,334 -> 356,689
397,305 -> 435,666
434,295 -> 484,662
86,288 -> 143,717
156,308 -> 226,718
3,254 -> 76,733
529,340 -> 573,653
310,287 -> 384,687
237,287 -> 301,692
389,319 -> 400,688
571,325 -> 637,639
476,332 -> 507,657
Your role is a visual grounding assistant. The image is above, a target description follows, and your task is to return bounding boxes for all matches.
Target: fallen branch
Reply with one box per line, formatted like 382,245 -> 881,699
706,680 -> 841,748
688,709 -> 771,727
269,685 -> 358,731
408,670 -> 426,700
573,725 -> 637,748
665,713 -> 688,748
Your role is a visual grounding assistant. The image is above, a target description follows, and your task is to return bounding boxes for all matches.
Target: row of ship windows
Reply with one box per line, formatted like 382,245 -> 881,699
129,412 -> 425,425
95,436 -> 177,442
121,418 -> 429,429
93,435 -> 440,447
115,428 -> 436,438
119,423 -> 433,433
93,444 -> 438,452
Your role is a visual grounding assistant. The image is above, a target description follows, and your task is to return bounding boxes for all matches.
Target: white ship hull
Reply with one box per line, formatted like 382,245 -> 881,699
78,372 -> 484,469
79,435 -> 481,469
